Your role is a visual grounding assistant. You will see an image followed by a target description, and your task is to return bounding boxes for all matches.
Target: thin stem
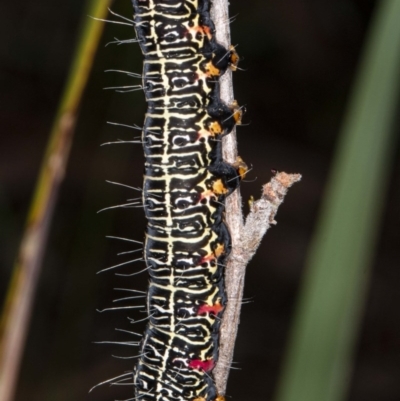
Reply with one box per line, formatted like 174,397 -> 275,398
0,2 -> 112,401
211,0 -> 301,395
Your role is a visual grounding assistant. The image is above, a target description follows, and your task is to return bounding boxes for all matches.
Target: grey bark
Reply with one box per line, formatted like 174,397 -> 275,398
210,0 -> 302,395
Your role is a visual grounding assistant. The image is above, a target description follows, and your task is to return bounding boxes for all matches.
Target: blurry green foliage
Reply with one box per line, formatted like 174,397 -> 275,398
275,1 -> 400,401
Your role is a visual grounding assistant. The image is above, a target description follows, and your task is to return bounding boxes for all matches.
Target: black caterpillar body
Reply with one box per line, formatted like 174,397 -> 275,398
131,1 -> 244,400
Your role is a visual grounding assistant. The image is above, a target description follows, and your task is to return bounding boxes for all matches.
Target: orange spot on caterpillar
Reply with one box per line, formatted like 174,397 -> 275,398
197,301 -> 224,316
214,243 -> 225,258
197,121 -> 223,139
204,60 -> 221,77
199,243 -> 225,263
229,45 -> 240,71
233,156 -> 248,179
189,358 -> 215,372
215,396 -> 226,401
209,121 -> 223,135
197,121 -> 222,139
230,100 -> 243,125
212,179 -> 228,195
198,179 -> 227,201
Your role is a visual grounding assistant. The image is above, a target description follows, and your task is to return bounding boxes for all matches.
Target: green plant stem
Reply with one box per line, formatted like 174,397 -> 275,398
274,1 -> 400,401
0,2 -> 112,401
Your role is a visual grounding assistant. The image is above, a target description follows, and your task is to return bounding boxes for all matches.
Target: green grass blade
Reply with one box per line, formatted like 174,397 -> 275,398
0,2 -> 112,401
274,1 -> 400,401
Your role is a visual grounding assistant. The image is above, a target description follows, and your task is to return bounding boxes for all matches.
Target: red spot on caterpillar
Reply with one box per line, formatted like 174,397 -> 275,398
187,24 -> 212,40
197,302 -> 224,316
200,253 -> 214,263
202,26 -> 212,40
189,358 -> 215,372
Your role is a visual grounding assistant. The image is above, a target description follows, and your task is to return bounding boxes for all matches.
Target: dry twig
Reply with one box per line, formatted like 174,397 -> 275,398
211,0 -> 302,394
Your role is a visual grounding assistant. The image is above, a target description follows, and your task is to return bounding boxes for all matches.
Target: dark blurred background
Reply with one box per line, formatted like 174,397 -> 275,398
1,0 -> 400,400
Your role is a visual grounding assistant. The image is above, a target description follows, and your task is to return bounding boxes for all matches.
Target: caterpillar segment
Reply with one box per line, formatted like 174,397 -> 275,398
131,0 -> 244,400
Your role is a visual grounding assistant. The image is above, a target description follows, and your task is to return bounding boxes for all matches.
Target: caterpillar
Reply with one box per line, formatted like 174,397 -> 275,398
129,1 -> 246,400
